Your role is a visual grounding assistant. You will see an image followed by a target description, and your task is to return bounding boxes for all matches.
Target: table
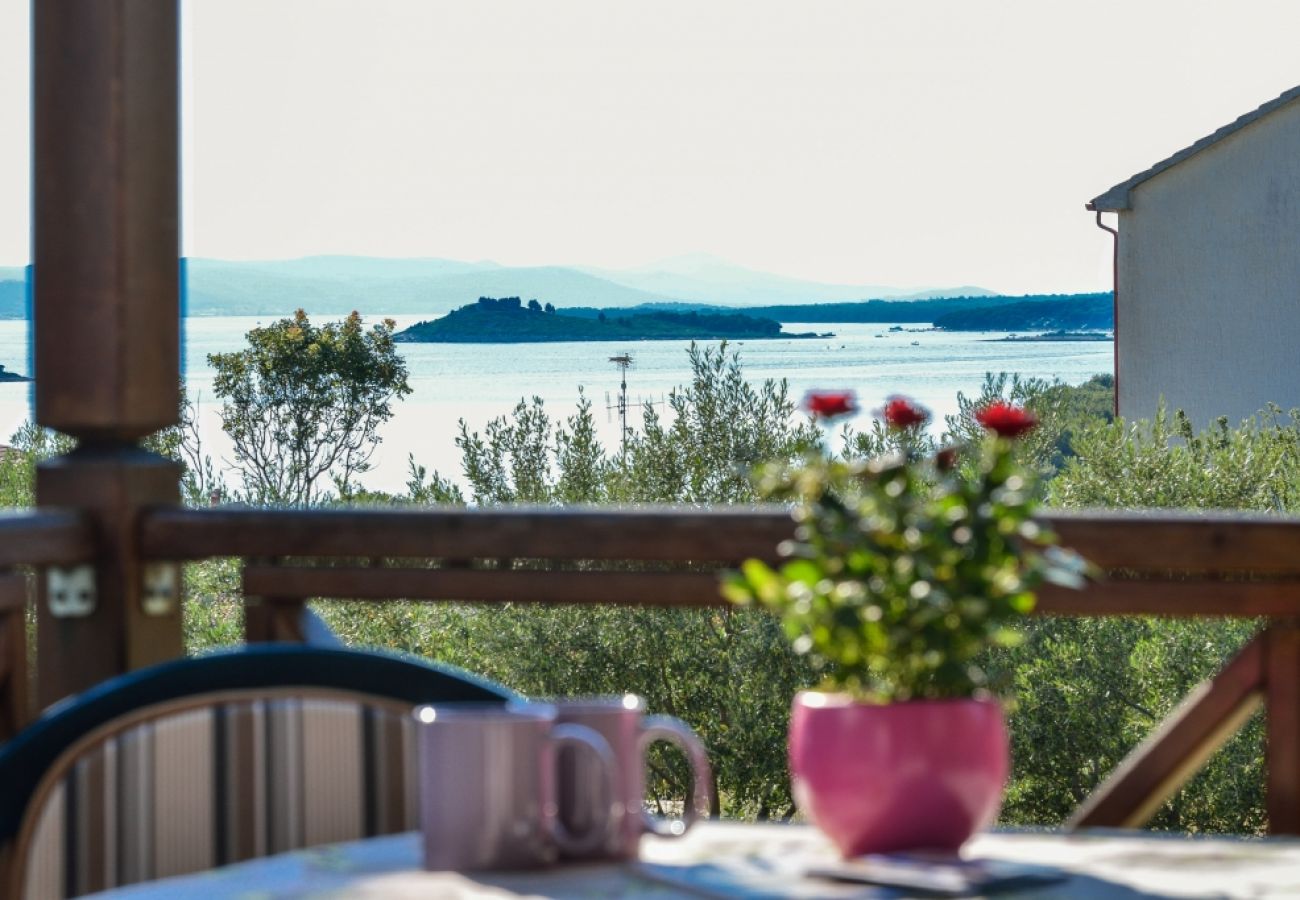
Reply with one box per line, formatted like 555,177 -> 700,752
89,822 -> 1300,898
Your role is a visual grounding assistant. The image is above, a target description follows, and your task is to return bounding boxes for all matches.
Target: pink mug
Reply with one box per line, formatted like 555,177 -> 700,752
554,694 -> 713,860
416,702 -> 617,870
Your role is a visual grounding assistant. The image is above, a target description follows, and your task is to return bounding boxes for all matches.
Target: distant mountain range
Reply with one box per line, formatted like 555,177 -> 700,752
0,254 -> 993,319
579,254 -> 993,306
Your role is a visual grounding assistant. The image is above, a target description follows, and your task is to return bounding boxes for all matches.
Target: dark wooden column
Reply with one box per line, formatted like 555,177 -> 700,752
32,1 -> 182,706
1267,623 -> 1300,834
0,574 -> 31,740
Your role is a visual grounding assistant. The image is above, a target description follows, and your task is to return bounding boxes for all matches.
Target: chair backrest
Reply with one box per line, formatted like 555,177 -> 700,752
0,646 -> 514,898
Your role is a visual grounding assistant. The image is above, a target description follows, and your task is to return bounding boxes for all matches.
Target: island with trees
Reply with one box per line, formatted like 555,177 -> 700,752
558,292 -> 1113,337
0,364 -> 29,383
394,297 -> 825,343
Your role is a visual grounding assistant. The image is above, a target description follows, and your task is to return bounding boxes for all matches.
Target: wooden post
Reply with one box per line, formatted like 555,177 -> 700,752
32,0 -> 180,437
1267,623 -> 1300,834
0,574 -> 30,741
32,1 -> 182,707
245,598 -> 308,644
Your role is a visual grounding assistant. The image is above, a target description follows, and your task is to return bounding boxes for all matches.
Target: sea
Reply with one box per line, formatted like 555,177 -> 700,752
0,316 -> 1111,495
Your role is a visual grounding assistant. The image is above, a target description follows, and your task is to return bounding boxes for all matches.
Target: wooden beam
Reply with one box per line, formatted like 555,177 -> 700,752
1267,623 -> 1300,834
0,575 -> 30,741
1067,632 -> 1265,830
141,507 -> 796,564
33,0 -> 180,438
1046,510 -> 1300,575
141,506 -> 1300,579
0,511 -> 94,568
242,565 -> 730,607
1037,580 -> 1300,618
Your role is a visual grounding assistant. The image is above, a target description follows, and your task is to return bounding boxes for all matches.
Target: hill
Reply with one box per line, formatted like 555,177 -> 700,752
183,255 -> 993,316
932,294 -> 1112,331
394,297 -> 815,343
582,253 -> 992,306
559,293 -> 1110,327
184,259 -> 680,316
741,293 -> 1105,324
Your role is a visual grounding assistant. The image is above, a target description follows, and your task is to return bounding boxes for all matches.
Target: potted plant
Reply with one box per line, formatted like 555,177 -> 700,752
723,392 -> 1088,856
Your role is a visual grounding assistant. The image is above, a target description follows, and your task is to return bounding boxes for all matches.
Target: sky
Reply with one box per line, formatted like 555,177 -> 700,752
3,1 -> 1300,294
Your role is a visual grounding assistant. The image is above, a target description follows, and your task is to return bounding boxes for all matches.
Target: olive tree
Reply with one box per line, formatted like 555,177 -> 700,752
209,310 -> 411,505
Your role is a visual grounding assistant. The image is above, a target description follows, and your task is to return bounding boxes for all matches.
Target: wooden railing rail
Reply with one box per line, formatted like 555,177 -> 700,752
141,505 -> 1300,572
139,506 -> 795,563
0,510 -> 95,568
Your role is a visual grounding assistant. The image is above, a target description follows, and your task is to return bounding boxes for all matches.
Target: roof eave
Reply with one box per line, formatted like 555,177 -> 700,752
1086,189 -> 1130,213
1084,84 -> 1300,217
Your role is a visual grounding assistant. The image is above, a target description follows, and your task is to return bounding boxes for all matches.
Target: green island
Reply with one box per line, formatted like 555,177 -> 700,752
394,297 -> 826,343
992,330 -> 1112,342
561,292 -> 1113,333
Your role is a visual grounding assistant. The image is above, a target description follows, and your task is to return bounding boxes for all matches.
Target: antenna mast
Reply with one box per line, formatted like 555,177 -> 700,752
608,354 -> 633,456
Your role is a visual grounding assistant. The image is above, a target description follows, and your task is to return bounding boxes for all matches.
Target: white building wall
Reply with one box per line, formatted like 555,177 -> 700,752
1118,100 -> 1300,427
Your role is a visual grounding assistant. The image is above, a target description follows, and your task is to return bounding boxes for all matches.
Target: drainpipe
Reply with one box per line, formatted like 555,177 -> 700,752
1091,208 -> 1119,418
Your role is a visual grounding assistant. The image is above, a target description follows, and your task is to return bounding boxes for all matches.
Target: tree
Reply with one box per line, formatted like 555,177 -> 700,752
544,302 -> 556,314
527,299 -> 542,312
209,310 -> 411,505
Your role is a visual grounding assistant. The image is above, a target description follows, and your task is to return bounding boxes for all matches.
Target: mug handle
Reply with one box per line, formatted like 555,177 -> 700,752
548,723 -> 618,855
638,715 -> 714,838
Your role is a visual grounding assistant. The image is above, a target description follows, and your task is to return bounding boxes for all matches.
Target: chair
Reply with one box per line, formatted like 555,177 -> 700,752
0,644 -> 514,898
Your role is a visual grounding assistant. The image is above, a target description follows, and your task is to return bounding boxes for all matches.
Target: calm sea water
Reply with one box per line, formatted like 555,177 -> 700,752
0,316 -> 1111,494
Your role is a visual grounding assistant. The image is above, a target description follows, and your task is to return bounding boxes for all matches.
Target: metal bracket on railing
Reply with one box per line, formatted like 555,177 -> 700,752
142,563 -> 181,616
47,565 -> 96,618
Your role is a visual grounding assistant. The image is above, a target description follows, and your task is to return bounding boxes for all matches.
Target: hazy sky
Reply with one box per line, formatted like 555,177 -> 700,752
3,1 -> 1300,293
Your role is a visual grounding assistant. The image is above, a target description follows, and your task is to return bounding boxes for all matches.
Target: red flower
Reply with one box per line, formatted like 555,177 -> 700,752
880,395 -> 930,429
802,390 -> 858,421
975,402 -> 1038,438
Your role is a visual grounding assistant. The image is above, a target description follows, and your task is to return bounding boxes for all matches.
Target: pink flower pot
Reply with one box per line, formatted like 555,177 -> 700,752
789,692 -> 1008,856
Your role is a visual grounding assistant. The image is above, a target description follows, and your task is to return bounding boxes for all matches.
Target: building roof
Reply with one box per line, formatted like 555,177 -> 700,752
1088,84 -> 1300,212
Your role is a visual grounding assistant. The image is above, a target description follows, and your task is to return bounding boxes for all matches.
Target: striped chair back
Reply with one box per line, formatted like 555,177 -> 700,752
16,688 -> 420,899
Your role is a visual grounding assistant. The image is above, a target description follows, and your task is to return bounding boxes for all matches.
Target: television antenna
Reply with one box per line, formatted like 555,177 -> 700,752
604,353 -> 665,457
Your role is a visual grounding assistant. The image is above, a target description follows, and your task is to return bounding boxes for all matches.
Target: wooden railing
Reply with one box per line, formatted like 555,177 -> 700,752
2,503 -> 1298,830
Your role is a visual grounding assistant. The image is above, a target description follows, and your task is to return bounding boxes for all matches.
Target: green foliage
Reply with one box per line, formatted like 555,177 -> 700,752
1,388 -> 222,509
997,615 -> 1263,833
183,558 -> 244,652
945,373 -> 1114,476
1049,402 -> 1300,511
209,310 -> 411,505
0,422 -> 72,507
990,398 -> 1288,833
726,432 -> 1084,701
619,344 -> 819,503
